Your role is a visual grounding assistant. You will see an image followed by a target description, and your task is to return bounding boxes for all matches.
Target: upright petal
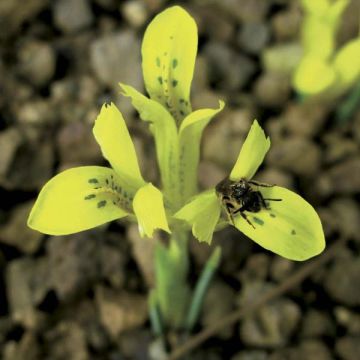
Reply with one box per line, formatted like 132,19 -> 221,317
28,167 -> 129,235
175,190 -> 221,244
93,102 -> 145,188
233,186 -> 325,261
142,6 -> 197,124
120,83 -> 180,207
178,101 -> 224,202
230,120 -> 270,181
133,183 -> 170,237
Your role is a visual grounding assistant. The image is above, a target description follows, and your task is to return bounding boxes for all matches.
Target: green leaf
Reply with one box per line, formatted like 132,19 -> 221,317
233,185 -> 325,261
293,55 -> 336,95
155,236 -> 190,328
93,102 -> 145,189
230,120 -> 270,181
333,38 -> 360,93
120,83 -> 180,208
178,101 -> 224,202
301,16 -> 335,60
175,190 -> 220,244
142,6 -> 198,124
28,166 -> 128,235
133,183 -> 170,237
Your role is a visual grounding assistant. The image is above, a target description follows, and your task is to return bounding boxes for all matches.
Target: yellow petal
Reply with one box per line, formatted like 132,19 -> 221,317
293,55 -> 336,95
333,38 -> 360,93
133,183 -> 170,237
233,185 -> 325,261
230,120 -> 270,181
93,102 -> 145,188
142,6 -> 197,124
175,190 -> 220,244
28,166 -> 129,235
178,101 -> 224,202
301,0 -> 329,15
120,83 -> 180,207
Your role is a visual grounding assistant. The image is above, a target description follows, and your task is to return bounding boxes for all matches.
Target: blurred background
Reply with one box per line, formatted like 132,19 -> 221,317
0,0 -> 359,359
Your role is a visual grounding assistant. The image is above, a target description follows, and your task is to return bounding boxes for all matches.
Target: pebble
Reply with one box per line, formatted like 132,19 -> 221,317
325,256 -> 360,306
232,350 -> 268,360
336,336 -> 360,360
17,40 -> 56,87
256,168 -> 294,190
266,137 -> 322,176
262,43 -> 303,76
122,0 -> 149,28
283,102 -> 328,137
17,99 -> 56,125
253,72 -> 291,108
53,0 -> 93,33
300,310 -> 334,338
334,307 -> 360,335
96,286 -> 147,339
3,331 -> 40,360
270,257 -> 294,282
90,30 -> 142,91
237,22 -> 269,54
201,281 -> 235,339
0,202 -> 43,254
204,41 -> 256,91
271,7 -> 302,41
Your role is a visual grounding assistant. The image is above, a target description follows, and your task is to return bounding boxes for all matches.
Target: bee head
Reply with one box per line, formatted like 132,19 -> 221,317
231,179 -> 249,198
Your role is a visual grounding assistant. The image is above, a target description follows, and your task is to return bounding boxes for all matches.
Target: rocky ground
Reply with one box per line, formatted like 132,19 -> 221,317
0,0 -> 360,359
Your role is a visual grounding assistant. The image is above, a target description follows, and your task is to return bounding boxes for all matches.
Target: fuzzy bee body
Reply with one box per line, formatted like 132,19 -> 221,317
215,178 -> 281,228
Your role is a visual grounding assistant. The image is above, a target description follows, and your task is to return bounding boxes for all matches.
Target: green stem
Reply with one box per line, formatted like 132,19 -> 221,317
335,81 -> 360,125
185,247 -> 222,332
149,290 -> 164,337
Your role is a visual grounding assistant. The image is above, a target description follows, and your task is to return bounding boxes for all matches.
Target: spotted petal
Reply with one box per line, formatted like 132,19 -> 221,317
133,183 -> 170,238
28,166 -> 129,235
230,120 -> 270,181
233,186 -> 325,261
174,190 -> 221,244
142,6 -> 197,124
93,102 -> 145,190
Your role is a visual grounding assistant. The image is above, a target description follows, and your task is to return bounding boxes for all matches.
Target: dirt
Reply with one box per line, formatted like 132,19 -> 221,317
0,0 -> 359,359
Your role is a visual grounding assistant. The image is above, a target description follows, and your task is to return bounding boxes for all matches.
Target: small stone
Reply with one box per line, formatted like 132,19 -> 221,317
201,281 -> 235,339
325,257 -> 360,306
0,202 -> 43,254
17,40 -> 56,87
256,168 -> 294,190
262,43 -> 303,76
270,257 -> 294,282
323,135 -> 358,164
270,341 -> 332,360
17,99 -> 55,125
336,337 -> 360,360
122,0 -> 149,28
3,331 -> 40,360
253,72 -> 291,108
301,310 -> 334,338
240,296 -> 301,347
53,0 -> 93,33
266,137 -> 322,176
204,41 -> 256,91
271,8 -> 302,41
90,30 -> 142,92
283,102 -> 328,137
96,286 -> 147,339
239,254 -> 270,282
0,128 -> 23,180
117,329 -> 152,359
46,232 -> 101,302
45,321 -> 88,360
127,224 -> 156,287
334,307 -> 360,335
232,350 -> 268,360
237,22 -> 269,54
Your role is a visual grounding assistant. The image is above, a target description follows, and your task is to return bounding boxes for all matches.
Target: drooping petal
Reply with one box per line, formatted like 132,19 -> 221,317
333,38 -> 360,93
175,190 -> 221,244
133,183 -> 170,237
93,102 -> 145,188
142,6 -> 197,124
178,101 -> 224,202
293,55 -> 336,95
120,83 -> 180,207
233,186 -> 325,261
28,166 -> 129,235
230,120 -> 270,181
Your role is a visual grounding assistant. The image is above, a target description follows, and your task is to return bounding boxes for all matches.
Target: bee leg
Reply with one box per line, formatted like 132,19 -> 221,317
225,204 -> 235,225
249,180 -> 274,187
263,198 -> 282,201
233,208 -> 256,229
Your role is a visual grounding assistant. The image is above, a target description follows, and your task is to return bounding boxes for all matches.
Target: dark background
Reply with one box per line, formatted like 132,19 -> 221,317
0,0 -> 359,359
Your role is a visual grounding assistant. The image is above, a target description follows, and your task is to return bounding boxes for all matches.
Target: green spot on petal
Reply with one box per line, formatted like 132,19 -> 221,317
158,76 -> 163,85
253,217 -> 264,226
84,194 -> 96,200
88,178 -> 98,184
172,58 -> 178,68
172,79 -> 178,87
97,200 -> 107,208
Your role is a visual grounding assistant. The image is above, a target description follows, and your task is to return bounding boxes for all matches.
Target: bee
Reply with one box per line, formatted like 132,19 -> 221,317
215,178 -> 282,228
